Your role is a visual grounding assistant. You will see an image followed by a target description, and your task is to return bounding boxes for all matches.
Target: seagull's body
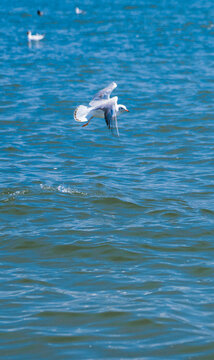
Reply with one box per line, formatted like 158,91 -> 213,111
74,82 -> 129,136
75,7 -> 86,15
27,31 -> 45,41
37,10 -> 43,16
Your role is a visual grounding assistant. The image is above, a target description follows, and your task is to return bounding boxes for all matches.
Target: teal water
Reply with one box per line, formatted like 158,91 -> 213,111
1,0 -> 214,359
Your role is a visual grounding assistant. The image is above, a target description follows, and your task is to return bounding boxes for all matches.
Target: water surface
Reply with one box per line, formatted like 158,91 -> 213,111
1,0 -> 214,359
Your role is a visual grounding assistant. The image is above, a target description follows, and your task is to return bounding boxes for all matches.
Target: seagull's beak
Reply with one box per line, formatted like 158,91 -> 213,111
125,109 -> 129,112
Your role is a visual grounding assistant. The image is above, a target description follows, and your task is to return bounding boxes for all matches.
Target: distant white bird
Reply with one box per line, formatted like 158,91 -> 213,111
27,31 -> 45,41
75,7 -> 86,15
74,82 -> 129,136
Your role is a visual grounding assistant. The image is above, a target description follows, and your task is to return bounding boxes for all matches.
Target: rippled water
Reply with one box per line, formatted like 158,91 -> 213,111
1,0 -> 214,358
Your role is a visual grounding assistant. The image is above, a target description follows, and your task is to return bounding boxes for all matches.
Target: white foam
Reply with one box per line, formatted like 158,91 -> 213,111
40,184 -> 86,196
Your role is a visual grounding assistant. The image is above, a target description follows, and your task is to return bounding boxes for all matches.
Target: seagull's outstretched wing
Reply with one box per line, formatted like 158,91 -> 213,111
89,82 -> 117,106
96,96 -> 119,137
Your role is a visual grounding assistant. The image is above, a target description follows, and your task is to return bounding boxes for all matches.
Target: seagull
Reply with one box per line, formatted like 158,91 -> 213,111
75,7 -> 86,15
27,31 -> 45,41
74,82 -> 129,136
37,10 -> 43,16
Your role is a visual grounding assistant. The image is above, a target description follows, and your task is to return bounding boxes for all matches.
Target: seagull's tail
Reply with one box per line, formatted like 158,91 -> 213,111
74,105 -> 91,123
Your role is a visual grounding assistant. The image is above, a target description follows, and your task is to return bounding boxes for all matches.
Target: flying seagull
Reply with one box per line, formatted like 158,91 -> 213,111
74,82 -> 129,136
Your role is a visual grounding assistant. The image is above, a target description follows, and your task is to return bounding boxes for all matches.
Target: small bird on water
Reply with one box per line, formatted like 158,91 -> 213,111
27,31 -> 45,41
37,10 -> 43,16
74,82 -> 129,136
75,7 -> 86,15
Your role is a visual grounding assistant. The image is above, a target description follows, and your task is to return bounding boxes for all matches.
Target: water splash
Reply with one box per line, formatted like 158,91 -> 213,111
40,183 -> 87,196
2,189 -> 30,202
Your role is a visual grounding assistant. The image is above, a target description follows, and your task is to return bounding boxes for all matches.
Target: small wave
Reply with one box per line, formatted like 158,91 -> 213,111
92,196 -> 142,209
1,189 -> 30,202
10,190 -> 27,197
40,184 -> 87,196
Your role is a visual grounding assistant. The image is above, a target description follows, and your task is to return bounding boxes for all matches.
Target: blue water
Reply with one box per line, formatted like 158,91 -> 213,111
1,0 -> 214,359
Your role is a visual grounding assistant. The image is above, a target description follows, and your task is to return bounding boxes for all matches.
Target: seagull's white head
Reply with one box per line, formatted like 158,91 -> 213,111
27,31 -> 31,35
118,104 -> 129,114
